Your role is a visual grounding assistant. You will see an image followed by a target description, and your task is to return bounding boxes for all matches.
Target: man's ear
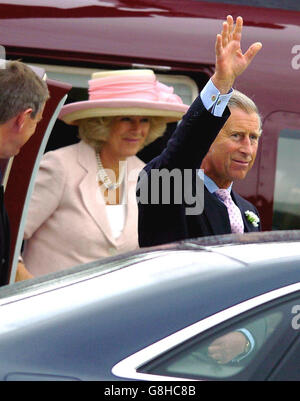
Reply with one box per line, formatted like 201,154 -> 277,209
15,108 -> 32,131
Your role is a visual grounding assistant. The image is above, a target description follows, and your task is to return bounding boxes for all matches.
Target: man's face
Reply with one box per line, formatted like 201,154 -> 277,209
0,105 -> 45,159
201,107 -> 261,188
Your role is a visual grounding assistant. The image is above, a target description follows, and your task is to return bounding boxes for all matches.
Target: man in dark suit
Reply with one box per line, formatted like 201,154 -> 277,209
0,60 -> 49,284
137,16 -> 262,248
137,15 -> 264,365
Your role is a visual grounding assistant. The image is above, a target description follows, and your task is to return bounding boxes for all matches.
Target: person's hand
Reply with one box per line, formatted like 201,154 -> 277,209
207,331 -> 248,364
212,15 -> 262,94
15,262 -> 34,281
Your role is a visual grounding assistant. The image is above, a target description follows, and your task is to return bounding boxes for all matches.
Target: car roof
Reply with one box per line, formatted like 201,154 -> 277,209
2,230 -> 300,312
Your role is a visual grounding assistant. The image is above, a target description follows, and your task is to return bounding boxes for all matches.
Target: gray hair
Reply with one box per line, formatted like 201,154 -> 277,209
0,60 -> 49,124
228,89 -> 262,134
78,116 -> 167,151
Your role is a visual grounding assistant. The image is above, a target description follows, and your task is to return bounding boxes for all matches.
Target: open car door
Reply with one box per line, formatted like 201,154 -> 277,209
0,66 -> 71,285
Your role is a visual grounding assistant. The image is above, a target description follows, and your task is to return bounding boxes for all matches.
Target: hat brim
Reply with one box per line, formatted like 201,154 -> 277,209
59,99 -> 188,125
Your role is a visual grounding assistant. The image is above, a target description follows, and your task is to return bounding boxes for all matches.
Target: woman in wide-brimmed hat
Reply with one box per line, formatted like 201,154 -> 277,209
18,69 -> 188,279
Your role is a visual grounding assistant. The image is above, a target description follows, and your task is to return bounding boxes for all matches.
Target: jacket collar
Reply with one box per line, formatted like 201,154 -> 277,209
203,183 -> 259,234
77,140 -> 141,246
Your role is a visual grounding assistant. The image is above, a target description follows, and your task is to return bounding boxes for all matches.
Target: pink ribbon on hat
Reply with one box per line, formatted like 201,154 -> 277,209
88,74 -> 183,105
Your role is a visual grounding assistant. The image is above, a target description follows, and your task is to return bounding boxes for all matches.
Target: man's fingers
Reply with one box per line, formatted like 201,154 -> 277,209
208,345 -> 219,353
215,33 -> 223,57
232,15 -> 243,42
244,42 -> 263,64
221,22 -> 228,48
218,15 -> 241,51
227,15 -> 234,40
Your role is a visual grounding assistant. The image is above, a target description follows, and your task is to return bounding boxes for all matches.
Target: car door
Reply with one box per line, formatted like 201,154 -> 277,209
0,68 -> 71,285
113,287 -> 300,381
267,331 -> 300,380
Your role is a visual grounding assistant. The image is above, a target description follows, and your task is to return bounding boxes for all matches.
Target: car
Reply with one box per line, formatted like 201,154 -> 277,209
0,230 -> 300,381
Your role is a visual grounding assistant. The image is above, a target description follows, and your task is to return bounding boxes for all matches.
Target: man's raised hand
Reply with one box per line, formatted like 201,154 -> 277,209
212,15 -> 262,94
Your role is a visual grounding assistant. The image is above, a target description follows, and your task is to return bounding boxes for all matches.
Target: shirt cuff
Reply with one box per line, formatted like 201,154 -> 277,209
200,78 -> 233,117
231,328 -> 255,362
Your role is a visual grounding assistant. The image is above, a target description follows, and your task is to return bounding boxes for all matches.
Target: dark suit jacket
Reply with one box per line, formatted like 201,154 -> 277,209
0,185 -> 10,285
137,96 -> 260,247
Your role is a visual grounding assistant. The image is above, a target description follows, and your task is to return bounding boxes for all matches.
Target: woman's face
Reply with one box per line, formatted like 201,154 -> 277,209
102,116 -> 150,159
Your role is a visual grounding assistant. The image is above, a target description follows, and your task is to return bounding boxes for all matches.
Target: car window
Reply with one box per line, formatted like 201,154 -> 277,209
258,111 -> 300,231
29,63 -> 198,107
273,128 -> 300,230
138,297 -> 299,380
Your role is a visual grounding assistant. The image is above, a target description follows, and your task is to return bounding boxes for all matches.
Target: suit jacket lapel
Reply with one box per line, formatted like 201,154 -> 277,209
231,190 -> 258,232
204,187 -> 231,235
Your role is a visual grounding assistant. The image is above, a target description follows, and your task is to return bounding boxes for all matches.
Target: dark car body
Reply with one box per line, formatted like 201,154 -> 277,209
0,231 -> 300,381
1,0 -> 300,236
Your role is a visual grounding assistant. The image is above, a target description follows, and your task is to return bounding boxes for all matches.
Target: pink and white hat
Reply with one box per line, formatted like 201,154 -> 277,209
59,69 -> 189,125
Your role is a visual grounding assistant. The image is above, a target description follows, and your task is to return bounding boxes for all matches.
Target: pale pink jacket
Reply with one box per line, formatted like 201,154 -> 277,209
23,140 -> 145,277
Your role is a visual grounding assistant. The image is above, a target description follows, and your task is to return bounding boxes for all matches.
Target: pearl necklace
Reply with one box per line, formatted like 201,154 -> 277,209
96,152 -> 125,190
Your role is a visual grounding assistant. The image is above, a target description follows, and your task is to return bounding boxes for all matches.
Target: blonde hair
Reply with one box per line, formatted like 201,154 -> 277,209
78,116 -> 167,151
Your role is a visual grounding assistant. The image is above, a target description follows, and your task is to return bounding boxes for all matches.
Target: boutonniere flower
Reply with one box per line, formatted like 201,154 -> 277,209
245,210 -> 260,227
